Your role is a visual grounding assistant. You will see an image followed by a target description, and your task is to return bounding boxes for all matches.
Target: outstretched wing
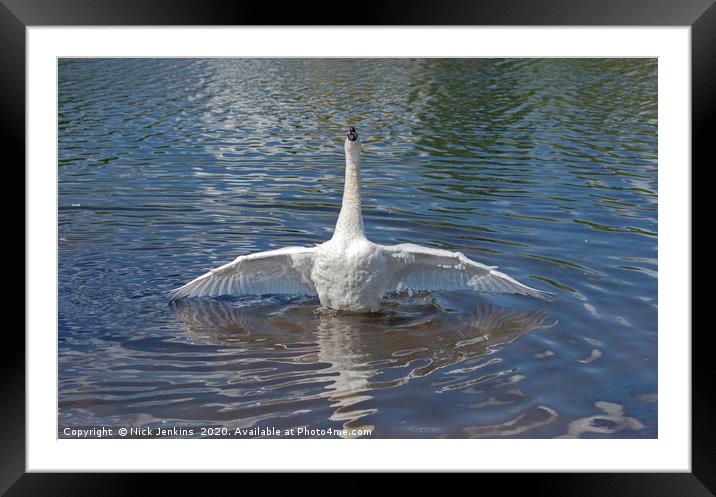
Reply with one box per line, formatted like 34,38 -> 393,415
379,243 -> 553,301
170,246 -> 317,300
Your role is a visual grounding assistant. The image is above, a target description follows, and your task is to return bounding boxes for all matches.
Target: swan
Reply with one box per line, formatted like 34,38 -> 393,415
170,127 -> 553,311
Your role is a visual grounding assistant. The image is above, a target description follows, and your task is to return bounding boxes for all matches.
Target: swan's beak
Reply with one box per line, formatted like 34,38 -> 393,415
346,127 -> 358,142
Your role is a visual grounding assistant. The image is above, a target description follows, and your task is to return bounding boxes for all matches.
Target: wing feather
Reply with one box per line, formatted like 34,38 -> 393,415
170,246 -> 317,300
380,243 -> 553,301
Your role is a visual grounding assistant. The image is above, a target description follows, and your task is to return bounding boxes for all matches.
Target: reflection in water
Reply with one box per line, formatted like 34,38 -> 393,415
172,296 -> 555,436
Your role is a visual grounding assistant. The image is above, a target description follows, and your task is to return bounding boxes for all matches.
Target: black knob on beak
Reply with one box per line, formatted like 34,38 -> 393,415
347,127 -> 358,142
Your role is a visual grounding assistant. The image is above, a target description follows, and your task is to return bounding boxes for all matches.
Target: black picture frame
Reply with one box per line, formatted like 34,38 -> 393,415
3,0 -> 714,493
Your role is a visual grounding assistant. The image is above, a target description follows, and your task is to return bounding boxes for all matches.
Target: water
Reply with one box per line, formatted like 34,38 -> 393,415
58,58 -> 658,438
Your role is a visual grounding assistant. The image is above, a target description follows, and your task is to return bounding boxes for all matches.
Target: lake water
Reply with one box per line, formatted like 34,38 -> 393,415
58,58 -> 657,438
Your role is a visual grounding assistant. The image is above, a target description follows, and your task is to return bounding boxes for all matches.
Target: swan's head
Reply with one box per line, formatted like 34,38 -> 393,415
344,127 -> 362,161
346,127 -> 358,142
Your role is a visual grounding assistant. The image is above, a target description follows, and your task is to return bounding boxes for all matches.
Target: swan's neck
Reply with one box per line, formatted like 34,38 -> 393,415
333,144 -> 365,241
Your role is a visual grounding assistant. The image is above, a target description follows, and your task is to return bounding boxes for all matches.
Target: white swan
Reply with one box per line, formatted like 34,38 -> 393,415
171,127 -> 553,311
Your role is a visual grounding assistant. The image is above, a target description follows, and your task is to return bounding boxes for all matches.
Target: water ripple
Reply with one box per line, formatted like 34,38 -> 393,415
59,58 -> 658,438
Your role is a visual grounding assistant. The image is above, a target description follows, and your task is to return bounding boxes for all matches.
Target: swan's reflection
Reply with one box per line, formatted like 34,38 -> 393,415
171,295 -> 555,436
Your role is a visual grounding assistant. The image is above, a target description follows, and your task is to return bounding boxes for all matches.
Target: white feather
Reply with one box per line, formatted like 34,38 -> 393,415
170,246 -> 317,300
379,243 -> 554,301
